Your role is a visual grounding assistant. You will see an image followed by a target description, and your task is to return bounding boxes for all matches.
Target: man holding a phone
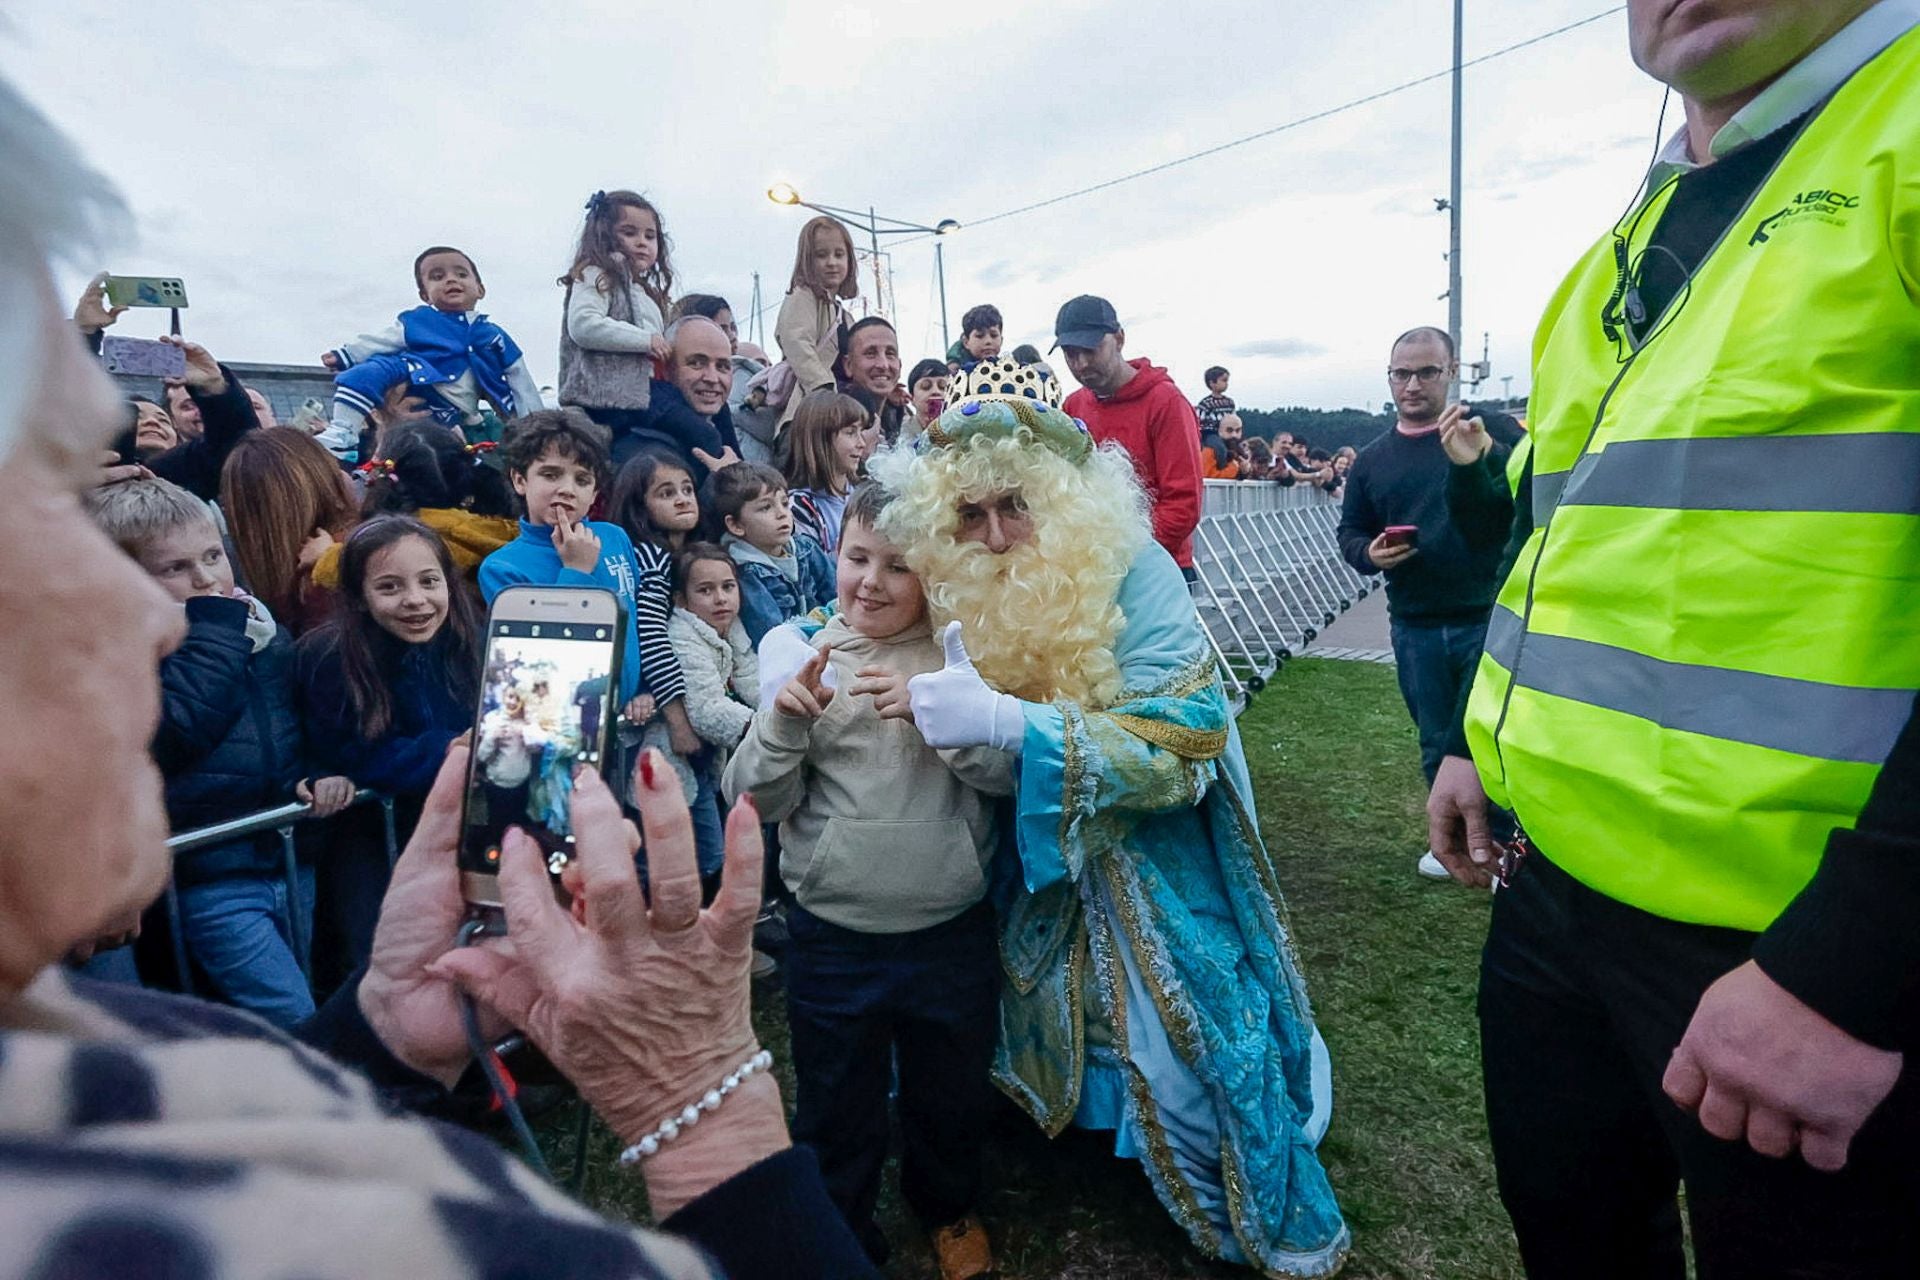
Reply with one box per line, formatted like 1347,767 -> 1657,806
1336,325 -> 1523,880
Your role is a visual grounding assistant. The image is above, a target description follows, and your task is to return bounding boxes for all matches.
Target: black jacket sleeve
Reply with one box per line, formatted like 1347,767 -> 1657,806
1448,446 -> 1518,553
152,595 -> 253,774
661,1145 -> 882,1279
145,365 -> 261,500
1441,455 -> 1535,759
295,969 -> 455,1117
1752,693 -> 1920,1052
1335,460 -> 1381,576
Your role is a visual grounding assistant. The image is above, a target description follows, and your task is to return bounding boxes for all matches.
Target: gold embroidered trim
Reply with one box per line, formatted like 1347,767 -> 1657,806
1104,852 -> 1205,1068
1087,875 -> 1213,1250
1104,712 -> 1228,761
992,920 -> 1088,1137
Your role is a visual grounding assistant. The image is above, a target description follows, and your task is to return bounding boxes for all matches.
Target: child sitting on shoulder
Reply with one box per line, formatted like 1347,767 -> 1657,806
650,543 -> 757,893
557,189 -> 676,455
709,461 -> 834,646
722,483 -> 1013,1275
944,303 -> 1003,372
88,477 -> 355,1027
479,409 -> 666,790
320,246 -> 544,460
1195,364 -> 1235,435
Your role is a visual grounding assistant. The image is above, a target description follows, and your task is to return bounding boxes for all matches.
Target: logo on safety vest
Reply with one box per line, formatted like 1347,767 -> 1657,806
1749,189 -> 1859,245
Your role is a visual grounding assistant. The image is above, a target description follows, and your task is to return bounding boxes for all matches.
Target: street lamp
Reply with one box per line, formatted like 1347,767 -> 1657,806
765,183 -> 960,349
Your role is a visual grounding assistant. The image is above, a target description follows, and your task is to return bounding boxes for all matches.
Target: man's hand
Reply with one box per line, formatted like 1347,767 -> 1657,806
649,332 -> 674,363
887,383 -> 911,408
160,335 -> 226,396
1663,961 -> 1904,1171
1437,403 -> 1493,466
297,775 -> 358,819
73,271 -> 126,334
1426,754 -> 1495,888
774,645 -> 835,721
321,352 -> 342,372
551,515 -> 602,573
692,446 -> 740,473
1366,531 -> 1419,571
847,666 -> 912,722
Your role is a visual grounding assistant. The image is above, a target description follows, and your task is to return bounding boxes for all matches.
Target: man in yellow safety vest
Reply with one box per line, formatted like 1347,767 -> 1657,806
1429,1 -> 1919,1274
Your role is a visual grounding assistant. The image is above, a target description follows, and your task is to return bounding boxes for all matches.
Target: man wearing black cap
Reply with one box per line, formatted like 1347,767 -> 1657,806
1055,296 -> 1204,579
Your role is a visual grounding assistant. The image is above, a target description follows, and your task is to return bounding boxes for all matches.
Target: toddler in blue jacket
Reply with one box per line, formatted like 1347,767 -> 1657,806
318,245 -> 544,459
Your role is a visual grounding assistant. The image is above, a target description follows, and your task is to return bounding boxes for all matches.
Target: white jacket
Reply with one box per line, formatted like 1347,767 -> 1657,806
666,607 -> 757,750
565,265 -> 665,354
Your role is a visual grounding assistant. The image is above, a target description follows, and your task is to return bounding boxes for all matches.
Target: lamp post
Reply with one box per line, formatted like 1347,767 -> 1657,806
767,184 -> 961,349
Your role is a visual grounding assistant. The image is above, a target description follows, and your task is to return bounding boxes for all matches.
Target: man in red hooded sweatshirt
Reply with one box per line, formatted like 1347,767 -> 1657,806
1054,296 -> 1204,580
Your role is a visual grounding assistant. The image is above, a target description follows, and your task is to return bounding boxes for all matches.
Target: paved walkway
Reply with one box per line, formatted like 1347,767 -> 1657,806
1306,588 -> 1393,663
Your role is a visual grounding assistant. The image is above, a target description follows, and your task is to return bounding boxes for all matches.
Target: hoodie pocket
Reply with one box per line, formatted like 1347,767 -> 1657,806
795,817 -> 986,931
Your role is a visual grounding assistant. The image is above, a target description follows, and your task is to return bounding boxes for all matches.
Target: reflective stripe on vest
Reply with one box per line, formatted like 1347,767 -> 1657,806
1464,22 -> 1920,932
1557,433 -> 1920,515
1483,604 -> 1911,765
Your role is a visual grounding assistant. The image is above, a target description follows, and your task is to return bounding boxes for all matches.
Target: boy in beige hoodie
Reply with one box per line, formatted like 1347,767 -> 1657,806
722,483 -> 1011,1279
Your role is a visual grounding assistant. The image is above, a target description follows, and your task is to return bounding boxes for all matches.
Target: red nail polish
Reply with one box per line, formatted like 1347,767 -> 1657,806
639,750 -> 656,789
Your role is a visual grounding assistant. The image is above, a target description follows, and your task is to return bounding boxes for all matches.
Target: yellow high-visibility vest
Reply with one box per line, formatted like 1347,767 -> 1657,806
1466,26 -> 1920,931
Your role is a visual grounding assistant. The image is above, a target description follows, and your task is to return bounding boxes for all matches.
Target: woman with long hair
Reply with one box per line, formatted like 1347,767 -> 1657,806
295,515 -> 482,985
219,427 -> 357,634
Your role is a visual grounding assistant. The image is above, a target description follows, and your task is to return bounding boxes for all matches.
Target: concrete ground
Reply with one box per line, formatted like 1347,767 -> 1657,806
1307,586 -> 1393,661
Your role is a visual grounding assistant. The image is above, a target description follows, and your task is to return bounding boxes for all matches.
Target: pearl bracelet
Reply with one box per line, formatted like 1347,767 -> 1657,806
616,1049 -> 774,1166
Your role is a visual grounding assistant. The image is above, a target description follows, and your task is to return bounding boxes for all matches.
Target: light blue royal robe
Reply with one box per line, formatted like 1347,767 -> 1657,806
994,539 -> 1350,1277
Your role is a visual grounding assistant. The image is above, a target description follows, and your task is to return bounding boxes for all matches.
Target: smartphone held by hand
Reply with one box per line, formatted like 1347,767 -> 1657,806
460,586 -> 624,912
103,275 -> 189,309
1380,524 -> 1420,550
100,335 -> 187,379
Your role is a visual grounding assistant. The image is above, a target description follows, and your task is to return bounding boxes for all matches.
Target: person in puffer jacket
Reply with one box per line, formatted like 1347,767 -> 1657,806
649,543 -> 758,890
88,477 -> 354,1026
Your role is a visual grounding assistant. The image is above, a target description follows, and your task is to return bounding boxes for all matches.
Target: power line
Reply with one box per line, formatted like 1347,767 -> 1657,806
905,5 -> 1624,242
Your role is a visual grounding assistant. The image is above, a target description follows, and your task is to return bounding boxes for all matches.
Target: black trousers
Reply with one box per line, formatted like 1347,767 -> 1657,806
1480,852 -> 1920,1279
783,900 -> 999,1261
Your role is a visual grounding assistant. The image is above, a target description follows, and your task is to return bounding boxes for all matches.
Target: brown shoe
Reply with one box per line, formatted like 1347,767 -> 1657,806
929,1215 -> 995,1280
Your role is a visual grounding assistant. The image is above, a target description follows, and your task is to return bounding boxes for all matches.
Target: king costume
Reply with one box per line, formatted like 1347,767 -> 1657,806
871,360 -> 1349,1277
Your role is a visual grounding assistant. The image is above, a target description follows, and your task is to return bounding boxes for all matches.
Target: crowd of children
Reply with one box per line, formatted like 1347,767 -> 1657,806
75,193 -> 1244,1277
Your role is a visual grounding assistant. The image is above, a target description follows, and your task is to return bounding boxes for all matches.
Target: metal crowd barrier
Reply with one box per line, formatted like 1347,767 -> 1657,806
163,788 -> 396,996
1193,480 -> 1380,710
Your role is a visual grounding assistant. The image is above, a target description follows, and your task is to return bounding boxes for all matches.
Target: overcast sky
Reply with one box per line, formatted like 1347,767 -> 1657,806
5,1 -> 1667,412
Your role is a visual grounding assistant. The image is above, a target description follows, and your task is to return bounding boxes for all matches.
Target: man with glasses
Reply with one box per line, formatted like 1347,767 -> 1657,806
1336,326 -> 1521,880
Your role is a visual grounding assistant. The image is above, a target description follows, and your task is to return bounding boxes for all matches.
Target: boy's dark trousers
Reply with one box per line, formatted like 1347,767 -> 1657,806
1480,852 -> 1920,1279
784,899 -> 999,1263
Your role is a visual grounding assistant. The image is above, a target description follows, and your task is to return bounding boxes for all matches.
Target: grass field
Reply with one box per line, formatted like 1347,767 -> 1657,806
543,657 -> 1523,1278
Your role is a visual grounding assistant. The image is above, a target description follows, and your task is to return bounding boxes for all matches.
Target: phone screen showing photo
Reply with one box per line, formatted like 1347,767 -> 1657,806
460,616 -> 618,882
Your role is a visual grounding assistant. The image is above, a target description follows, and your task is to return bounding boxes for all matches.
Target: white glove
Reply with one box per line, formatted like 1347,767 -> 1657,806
908,622 -> 1025,753
757,624 -> 836,710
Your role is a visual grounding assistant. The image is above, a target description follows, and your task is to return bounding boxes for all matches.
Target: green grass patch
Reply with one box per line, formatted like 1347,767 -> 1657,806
542,658 -> 1520,1278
